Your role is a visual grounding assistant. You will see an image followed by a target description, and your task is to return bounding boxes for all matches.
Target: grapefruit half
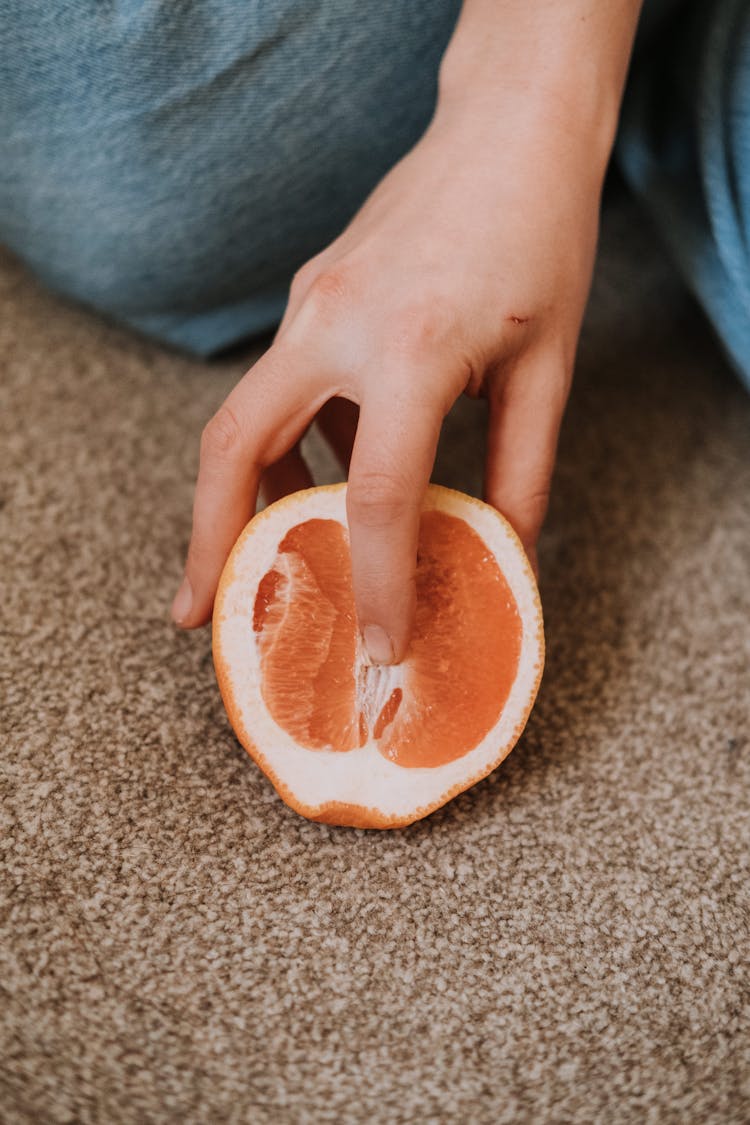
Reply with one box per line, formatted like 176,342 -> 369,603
213,484 -> 544,829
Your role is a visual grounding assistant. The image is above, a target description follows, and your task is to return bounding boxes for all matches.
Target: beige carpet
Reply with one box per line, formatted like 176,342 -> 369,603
2,198 -> 749,1124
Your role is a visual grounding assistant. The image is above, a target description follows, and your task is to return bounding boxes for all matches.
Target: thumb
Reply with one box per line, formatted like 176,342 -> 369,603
346,388 -> 442,664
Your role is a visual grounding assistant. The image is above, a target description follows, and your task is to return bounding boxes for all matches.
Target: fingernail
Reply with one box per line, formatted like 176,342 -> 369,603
171,575 -> 193,625
364,624 -> 394,666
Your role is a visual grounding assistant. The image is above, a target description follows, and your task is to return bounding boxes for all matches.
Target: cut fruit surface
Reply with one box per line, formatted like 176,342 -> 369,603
213,484 -> 544,829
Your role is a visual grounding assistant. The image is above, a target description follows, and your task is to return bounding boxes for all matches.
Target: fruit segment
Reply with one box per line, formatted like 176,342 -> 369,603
253,519 -> 360,752
252,512 -> 522,768
380,509 -> 521,767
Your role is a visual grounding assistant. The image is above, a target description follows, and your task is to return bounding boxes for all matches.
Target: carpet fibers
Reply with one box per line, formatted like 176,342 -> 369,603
1,201 -> 749,1123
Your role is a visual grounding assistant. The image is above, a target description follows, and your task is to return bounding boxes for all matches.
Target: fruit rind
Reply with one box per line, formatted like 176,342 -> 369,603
213,483 -> 544,829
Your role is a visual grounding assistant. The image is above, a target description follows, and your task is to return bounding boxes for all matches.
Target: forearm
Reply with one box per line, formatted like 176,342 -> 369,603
438,0 -> 644,173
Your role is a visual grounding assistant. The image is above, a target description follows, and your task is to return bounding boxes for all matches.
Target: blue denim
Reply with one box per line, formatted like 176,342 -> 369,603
1,0 -> 749,386
0,1 -> 460,353
619,0 -> 750,388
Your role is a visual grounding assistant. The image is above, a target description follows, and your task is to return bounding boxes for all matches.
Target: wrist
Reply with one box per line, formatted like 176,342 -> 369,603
433,73 -> 619,187
436,2 -> 642,176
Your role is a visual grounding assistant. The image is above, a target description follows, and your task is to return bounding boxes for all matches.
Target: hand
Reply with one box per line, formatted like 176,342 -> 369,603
172,86 -> 606,662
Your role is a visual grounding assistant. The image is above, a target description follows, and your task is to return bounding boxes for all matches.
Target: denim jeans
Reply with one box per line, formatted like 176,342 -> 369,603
0,0 -> 460,352
1,0 -> 748,387
618,0 -> 750,388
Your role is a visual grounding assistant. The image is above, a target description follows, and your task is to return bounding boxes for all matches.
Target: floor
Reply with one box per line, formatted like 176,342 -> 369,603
1,197 -> 749,1123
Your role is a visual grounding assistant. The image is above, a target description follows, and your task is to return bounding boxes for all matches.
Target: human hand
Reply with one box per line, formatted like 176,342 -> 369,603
171,83 -> 609,662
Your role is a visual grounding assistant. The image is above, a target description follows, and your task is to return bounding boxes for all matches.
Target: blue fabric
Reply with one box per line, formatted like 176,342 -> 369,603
619,0 -> 750,388
1,0 -> 749,384
0,1 -> 460,353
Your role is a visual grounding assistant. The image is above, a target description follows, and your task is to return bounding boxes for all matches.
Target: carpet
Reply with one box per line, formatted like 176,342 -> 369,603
1,197 -> 749,1123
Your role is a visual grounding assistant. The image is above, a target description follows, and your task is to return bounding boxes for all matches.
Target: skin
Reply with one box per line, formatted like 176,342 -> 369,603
172,0 -> 644,663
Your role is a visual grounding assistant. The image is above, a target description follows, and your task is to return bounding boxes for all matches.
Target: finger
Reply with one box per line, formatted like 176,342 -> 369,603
484,349 -> 569,577
172,344 -> 327,628
346,385 -> 443,664
260,445 -> 314,506
316,395 -> 359,472
275,251 -> 333,340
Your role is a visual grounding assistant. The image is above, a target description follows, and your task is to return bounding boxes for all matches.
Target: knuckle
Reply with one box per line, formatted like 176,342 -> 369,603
200,405 -> 243,461
347,471 -> 411,530
518,485 -> 551,535
289,258 -> 320,301
527,486 -> 551,518
305,265 -> 354,312
389,299 -> 449,362
495,482 -> 551,545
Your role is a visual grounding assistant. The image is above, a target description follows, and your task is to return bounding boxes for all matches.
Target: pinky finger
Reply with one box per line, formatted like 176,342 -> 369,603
484,349 -> 570,576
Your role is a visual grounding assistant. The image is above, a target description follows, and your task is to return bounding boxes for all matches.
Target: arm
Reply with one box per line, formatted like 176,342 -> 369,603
441,0 -> 641,131
173,0 -> 643,662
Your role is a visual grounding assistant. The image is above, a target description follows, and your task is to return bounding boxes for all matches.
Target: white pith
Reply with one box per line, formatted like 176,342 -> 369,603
356,657 -> 404,739
214,484 -> 544,820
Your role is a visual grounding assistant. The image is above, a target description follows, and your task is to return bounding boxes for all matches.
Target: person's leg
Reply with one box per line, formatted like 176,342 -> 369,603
0,0 -> 460,355
618,0 -> 750,388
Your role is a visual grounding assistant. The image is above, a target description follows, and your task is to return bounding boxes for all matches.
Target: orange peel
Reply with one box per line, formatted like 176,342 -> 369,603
213,484 -> 544,828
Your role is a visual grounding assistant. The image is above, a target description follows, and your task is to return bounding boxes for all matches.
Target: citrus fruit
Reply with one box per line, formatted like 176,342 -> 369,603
213,483 -> 544,829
